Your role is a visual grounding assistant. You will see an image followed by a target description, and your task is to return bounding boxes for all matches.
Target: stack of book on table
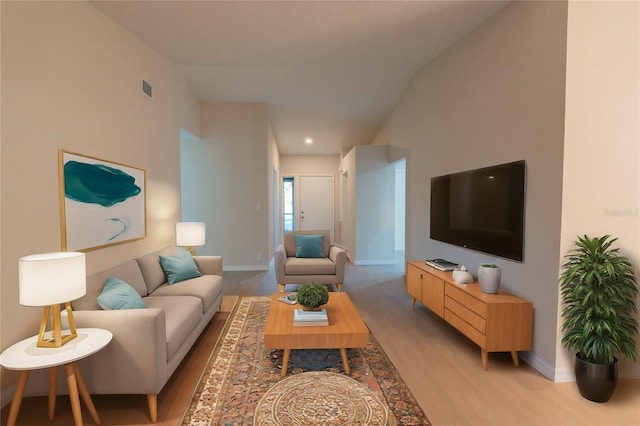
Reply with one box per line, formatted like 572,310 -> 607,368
293,308 -> 329,327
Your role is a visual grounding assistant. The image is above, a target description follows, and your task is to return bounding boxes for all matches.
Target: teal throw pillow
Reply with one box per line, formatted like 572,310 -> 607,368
159,250 -> 202,284
294,234 -> 325,258
97,277 -> 145,310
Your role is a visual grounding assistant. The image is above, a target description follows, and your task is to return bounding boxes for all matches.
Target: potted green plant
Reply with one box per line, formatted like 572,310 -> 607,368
296,283 -> 329,310
559,235 -> 638,402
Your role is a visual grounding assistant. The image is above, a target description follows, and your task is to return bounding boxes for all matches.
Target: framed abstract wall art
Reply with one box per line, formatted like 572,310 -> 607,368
59,150 -> 146,252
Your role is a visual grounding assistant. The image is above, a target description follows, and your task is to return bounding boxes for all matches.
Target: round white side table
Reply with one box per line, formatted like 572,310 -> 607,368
0,328 -> 112,426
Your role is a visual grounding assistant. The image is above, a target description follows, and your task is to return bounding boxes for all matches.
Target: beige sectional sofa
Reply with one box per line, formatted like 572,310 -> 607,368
26,246 -> 223,423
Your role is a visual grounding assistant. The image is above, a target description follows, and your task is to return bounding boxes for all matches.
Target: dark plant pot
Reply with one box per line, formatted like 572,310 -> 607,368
574,353 -> 618,403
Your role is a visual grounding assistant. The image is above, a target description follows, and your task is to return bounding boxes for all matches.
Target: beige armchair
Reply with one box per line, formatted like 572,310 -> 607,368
275,230 -> 346,292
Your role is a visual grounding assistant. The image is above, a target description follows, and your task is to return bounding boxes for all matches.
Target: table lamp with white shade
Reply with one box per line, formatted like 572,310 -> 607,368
176,222 -> 206,255
19,252 -> 86,348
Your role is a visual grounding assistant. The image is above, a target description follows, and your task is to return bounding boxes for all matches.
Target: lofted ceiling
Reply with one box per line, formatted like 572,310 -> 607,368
90,1 -> 509,155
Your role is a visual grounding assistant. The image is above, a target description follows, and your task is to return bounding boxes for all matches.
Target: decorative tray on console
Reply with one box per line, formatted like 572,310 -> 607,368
425,258 -> 459,271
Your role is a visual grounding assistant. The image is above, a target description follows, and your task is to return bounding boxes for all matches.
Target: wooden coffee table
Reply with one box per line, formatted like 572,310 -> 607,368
264,292 -> 369,377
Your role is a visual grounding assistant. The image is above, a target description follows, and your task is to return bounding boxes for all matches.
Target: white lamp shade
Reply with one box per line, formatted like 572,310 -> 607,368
176,222 -> 206,246
19,252 -> 86,306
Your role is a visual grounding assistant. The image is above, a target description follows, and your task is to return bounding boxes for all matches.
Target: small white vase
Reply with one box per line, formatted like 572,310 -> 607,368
478,265 -> 501,294
452,266 -> 473,284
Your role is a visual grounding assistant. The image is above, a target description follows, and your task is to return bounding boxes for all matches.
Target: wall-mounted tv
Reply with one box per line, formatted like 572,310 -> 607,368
430,160 -> 526,262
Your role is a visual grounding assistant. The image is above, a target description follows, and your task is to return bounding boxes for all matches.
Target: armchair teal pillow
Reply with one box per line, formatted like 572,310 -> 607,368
294,234 -> 325,258
97,277 -> 145,310
159,250 -> 202,284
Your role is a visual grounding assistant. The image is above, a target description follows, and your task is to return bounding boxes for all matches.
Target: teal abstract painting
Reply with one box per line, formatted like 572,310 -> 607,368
64,161 -> 141,207
60,151 -> 146,251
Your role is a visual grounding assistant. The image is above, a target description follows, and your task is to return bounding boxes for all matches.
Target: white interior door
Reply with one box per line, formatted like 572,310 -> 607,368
300,176 -> 334,241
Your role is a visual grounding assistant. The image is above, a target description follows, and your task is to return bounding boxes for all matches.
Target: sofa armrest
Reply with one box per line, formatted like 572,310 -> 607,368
329,245 -> 347,281
275,244 -> 287,283
328,245 -> 345,262
69,309 -> 168,395
193,255 -> 223,276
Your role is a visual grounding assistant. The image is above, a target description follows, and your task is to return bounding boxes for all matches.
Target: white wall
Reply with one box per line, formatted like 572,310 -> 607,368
338,146 -> 400,265
395,160 -> 406,251
354,146 -> 396,264
268,118 -> 280,258
177,80 -> 202,140
372,0 -> 568,378
279,155 -> 341,243
557,0 -> 640,380
180,102 -> 270,270
1,1 -> 197,398
341,149 -> 357,259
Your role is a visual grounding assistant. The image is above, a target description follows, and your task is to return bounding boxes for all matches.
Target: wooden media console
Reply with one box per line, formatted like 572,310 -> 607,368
406,260 -> 533,370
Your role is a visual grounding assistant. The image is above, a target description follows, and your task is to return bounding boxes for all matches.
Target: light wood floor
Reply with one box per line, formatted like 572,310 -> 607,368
2,262 -> 639,425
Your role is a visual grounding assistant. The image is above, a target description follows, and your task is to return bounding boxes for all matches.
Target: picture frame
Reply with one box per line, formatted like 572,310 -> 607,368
59,150 -> 146,252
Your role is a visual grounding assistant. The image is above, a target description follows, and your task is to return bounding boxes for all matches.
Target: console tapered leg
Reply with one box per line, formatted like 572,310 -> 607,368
510,351 -> 520,367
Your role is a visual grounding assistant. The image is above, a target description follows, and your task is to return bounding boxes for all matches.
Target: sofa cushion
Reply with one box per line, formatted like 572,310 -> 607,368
74,259 -> 147,311
159,250 -> 202,284
284,230 -> 330,257
294,234 -> 325,258
285,257 -> 336,275
149,275 -> 223,314
97,277 -> 146,310
144,295 -> 202,361
136,246 -> 180,294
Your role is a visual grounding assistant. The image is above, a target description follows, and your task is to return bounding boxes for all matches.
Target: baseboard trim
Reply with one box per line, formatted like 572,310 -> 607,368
552,364 -> 640,382
353,260 -> 395,266
1,384 -> 15,409
553,367 -> 575,383
223,265 -> 269,272
520,352 -> 557,381
620,364 -> 640,378
522,353 -> 640,383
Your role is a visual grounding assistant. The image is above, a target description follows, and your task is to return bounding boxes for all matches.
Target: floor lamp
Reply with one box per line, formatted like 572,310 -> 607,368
19,252 -> 86,348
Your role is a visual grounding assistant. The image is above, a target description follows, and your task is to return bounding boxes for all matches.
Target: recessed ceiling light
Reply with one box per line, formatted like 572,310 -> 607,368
305,138 -> 313,144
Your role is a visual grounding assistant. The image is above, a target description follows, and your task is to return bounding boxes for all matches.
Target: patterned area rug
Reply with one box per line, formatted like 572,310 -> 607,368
254,371 -> 388,425
181,296 -> 430,425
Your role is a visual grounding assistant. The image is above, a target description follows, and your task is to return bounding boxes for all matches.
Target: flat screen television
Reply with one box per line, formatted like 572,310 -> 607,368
430,160 -> 526,262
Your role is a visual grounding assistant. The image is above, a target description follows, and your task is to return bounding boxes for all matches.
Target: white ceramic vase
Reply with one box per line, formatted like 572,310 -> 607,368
477,265 -> 501,294
452,266 -> 473,284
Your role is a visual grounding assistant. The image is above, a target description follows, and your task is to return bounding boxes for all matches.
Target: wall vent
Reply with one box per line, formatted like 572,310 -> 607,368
142,80 -> 152,98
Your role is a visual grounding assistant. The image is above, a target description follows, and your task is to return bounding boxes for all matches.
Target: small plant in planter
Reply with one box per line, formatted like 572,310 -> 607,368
560,234 -> 638,402
296,283 -> 329,310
